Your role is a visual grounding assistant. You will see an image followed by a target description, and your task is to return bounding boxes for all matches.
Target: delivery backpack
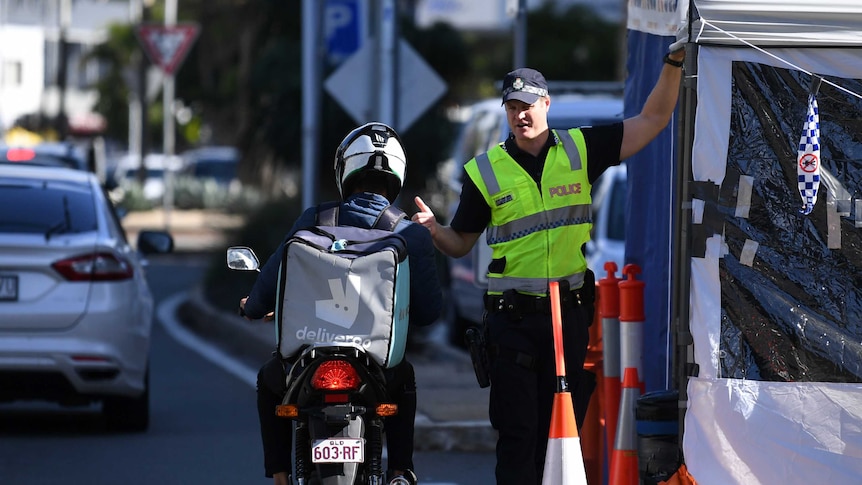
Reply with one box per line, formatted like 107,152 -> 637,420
274,202 -> 410,368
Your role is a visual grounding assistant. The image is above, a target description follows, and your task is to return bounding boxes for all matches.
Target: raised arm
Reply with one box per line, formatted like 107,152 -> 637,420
620,49 -> 685,160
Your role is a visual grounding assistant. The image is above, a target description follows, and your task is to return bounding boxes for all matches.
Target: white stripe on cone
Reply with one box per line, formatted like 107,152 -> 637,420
543,436 -> 589,484
542,392 -> 588,485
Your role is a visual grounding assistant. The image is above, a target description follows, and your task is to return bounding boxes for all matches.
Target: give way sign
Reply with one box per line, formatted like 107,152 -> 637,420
136,24 -> 200,75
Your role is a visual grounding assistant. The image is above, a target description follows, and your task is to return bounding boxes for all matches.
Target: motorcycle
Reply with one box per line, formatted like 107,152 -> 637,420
227,246 -> 397,485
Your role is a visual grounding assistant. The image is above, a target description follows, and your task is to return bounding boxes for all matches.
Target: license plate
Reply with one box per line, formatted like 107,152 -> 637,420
0,275 -> 17,301
311,438 -> 364,463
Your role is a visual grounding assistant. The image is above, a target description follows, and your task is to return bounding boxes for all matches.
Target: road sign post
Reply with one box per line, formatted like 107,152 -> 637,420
135,22 -> 199,230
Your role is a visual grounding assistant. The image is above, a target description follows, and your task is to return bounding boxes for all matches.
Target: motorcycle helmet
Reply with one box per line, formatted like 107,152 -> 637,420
334,122 -> 406,202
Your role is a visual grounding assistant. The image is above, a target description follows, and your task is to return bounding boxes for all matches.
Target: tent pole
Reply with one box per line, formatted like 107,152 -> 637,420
671,32 -> 698,452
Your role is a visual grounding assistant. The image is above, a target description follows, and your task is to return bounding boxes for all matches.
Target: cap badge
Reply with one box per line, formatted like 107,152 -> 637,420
512,78 -> 524,90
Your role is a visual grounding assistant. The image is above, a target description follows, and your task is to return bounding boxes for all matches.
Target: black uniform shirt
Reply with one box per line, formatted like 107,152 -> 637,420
450,122 -> 624,234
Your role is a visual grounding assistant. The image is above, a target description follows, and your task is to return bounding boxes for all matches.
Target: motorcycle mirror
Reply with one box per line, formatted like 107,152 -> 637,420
226,246 -> 260,272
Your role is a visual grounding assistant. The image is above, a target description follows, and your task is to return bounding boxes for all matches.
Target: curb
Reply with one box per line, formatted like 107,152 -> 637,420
178,286 -> 497,452
179,285 -> 274,359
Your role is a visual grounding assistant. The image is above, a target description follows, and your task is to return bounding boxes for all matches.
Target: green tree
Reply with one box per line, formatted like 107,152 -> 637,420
84,23 -> 144,146
87,0 -> 619,198
525,2 -> 622,82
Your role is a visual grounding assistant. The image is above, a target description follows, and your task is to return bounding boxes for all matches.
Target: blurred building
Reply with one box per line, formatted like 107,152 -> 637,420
0,0 -> 128,134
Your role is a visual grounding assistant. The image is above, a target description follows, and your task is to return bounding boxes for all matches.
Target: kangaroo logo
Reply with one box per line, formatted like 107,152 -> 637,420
315,274 -> 361,329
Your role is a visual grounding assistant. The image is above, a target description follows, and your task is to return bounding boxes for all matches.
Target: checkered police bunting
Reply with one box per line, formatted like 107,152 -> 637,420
797,93 -> 821,216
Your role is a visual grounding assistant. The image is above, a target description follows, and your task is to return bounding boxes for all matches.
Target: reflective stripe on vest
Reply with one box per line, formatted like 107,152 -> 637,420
486,204 -> 591,245
465,129 -> 593,296
473,131 -> 582,195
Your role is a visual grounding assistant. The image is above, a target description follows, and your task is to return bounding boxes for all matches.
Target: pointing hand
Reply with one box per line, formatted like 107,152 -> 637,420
411,196 -> 438,238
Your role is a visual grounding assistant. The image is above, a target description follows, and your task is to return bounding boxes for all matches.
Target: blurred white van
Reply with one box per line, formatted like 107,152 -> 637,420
112,153 -> 183,202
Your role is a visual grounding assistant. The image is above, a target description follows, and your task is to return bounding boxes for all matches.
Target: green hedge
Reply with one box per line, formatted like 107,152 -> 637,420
201,196 -> 304,313
114,176 -> 265,213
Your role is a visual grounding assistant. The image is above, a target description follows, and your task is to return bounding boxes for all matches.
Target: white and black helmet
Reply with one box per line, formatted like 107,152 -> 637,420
334,122 -> 406,202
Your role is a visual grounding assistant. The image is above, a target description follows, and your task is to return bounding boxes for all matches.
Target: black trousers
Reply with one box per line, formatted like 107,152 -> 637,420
256,356 -> 417,478
486,300 -> 595,485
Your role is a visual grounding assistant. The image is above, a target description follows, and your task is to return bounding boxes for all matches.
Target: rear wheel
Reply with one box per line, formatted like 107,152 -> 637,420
103,366 -> 149,432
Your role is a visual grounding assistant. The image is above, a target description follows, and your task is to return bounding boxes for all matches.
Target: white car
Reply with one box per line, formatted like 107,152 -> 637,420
0,142 -> 89,171
180,146 -> 240,187
585,162 -> 627,274
111,153 -> 183,202
0,164 -> 173,431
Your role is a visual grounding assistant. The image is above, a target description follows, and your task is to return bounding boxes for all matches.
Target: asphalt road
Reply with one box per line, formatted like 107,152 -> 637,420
0,254 -> 270,485
0,253 -> 496,484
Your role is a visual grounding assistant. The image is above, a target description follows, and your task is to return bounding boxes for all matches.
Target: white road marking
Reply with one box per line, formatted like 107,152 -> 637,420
157,291 -> 258,387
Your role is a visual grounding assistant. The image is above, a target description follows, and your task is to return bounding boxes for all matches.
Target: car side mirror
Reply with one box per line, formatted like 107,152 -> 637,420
137,231 -> 174,254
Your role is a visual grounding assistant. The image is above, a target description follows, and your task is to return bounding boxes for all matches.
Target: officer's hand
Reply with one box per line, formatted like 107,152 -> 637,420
669,25 -> 687,55
411,196 -> 438,238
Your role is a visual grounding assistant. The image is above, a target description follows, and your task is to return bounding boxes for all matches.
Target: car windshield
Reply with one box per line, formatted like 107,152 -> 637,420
0,180 -> 97,234
549,117 -> 620,130
122,168 -> 165,179
190,159 -> 236,182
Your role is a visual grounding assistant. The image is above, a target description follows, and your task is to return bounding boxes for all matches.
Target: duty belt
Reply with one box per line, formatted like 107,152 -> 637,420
483,280 -> 591,315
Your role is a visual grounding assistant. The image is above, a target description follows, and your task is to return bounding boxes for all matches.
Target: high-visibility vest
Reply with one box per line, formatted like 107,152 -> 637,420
464,129 -> 593,296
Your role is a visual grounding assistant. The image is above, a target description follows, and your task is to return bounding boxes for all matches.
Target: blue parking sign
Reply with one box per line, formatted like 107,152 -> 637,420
326,0 -> 366,65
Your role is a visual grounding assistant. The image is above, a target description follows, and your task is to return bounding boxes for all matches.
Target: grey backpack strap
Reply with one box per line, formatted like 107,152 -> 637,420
315,201 -> 340,226
317,201 -> 404,231
372,205 -> 407,232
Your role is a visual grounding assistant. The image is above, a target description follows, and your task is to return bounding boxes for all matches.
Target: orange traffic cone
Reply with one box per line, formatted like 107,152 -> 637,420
619,264 -> 646,394
599,261 -> 622,461
608,366 -> 640,485
543,391 -> 588,484
542,281 -> 588,485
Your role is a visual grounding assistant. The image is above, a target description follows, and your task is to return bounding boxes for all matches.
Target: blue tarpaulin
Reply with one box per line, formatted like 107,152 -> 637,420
624,29 -> 678,393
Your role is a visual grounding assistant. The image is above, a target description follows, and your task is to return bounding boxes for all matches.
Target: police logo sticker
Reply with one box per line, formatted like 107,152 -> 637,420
799,153 -> 818,173
513,78 -> 524,90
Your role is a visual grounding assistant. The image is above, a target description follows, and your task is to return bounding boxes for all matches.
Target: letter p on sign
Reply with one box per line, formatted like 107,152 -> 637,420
325,0 -> 366,65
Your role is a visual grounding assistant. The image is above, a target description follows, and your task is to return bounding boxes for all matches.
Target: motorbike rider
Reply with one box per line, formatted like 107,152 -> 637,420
240,122 -> 442,485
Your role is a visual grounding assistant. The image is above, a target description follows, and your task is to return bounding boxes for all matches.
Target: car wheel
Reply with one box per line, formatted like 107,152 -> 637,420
103,367 -> 149,432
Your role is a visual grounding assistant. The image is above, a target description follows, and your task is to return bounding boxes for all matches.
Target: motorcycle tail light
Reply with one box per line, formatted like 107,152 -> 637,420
311,360 -> 361,391
324,394 -> 349,403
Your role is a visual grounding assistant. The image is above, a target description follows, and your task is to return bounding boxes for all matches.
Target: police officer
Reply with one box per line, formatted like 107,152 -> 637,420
412,48 -> 685,484
242,122 -> 442,485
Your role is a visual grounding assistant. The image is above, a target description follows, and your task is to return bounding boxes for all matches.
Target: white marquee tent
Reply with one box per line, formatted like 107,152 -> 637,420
627,1 -> 862,483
